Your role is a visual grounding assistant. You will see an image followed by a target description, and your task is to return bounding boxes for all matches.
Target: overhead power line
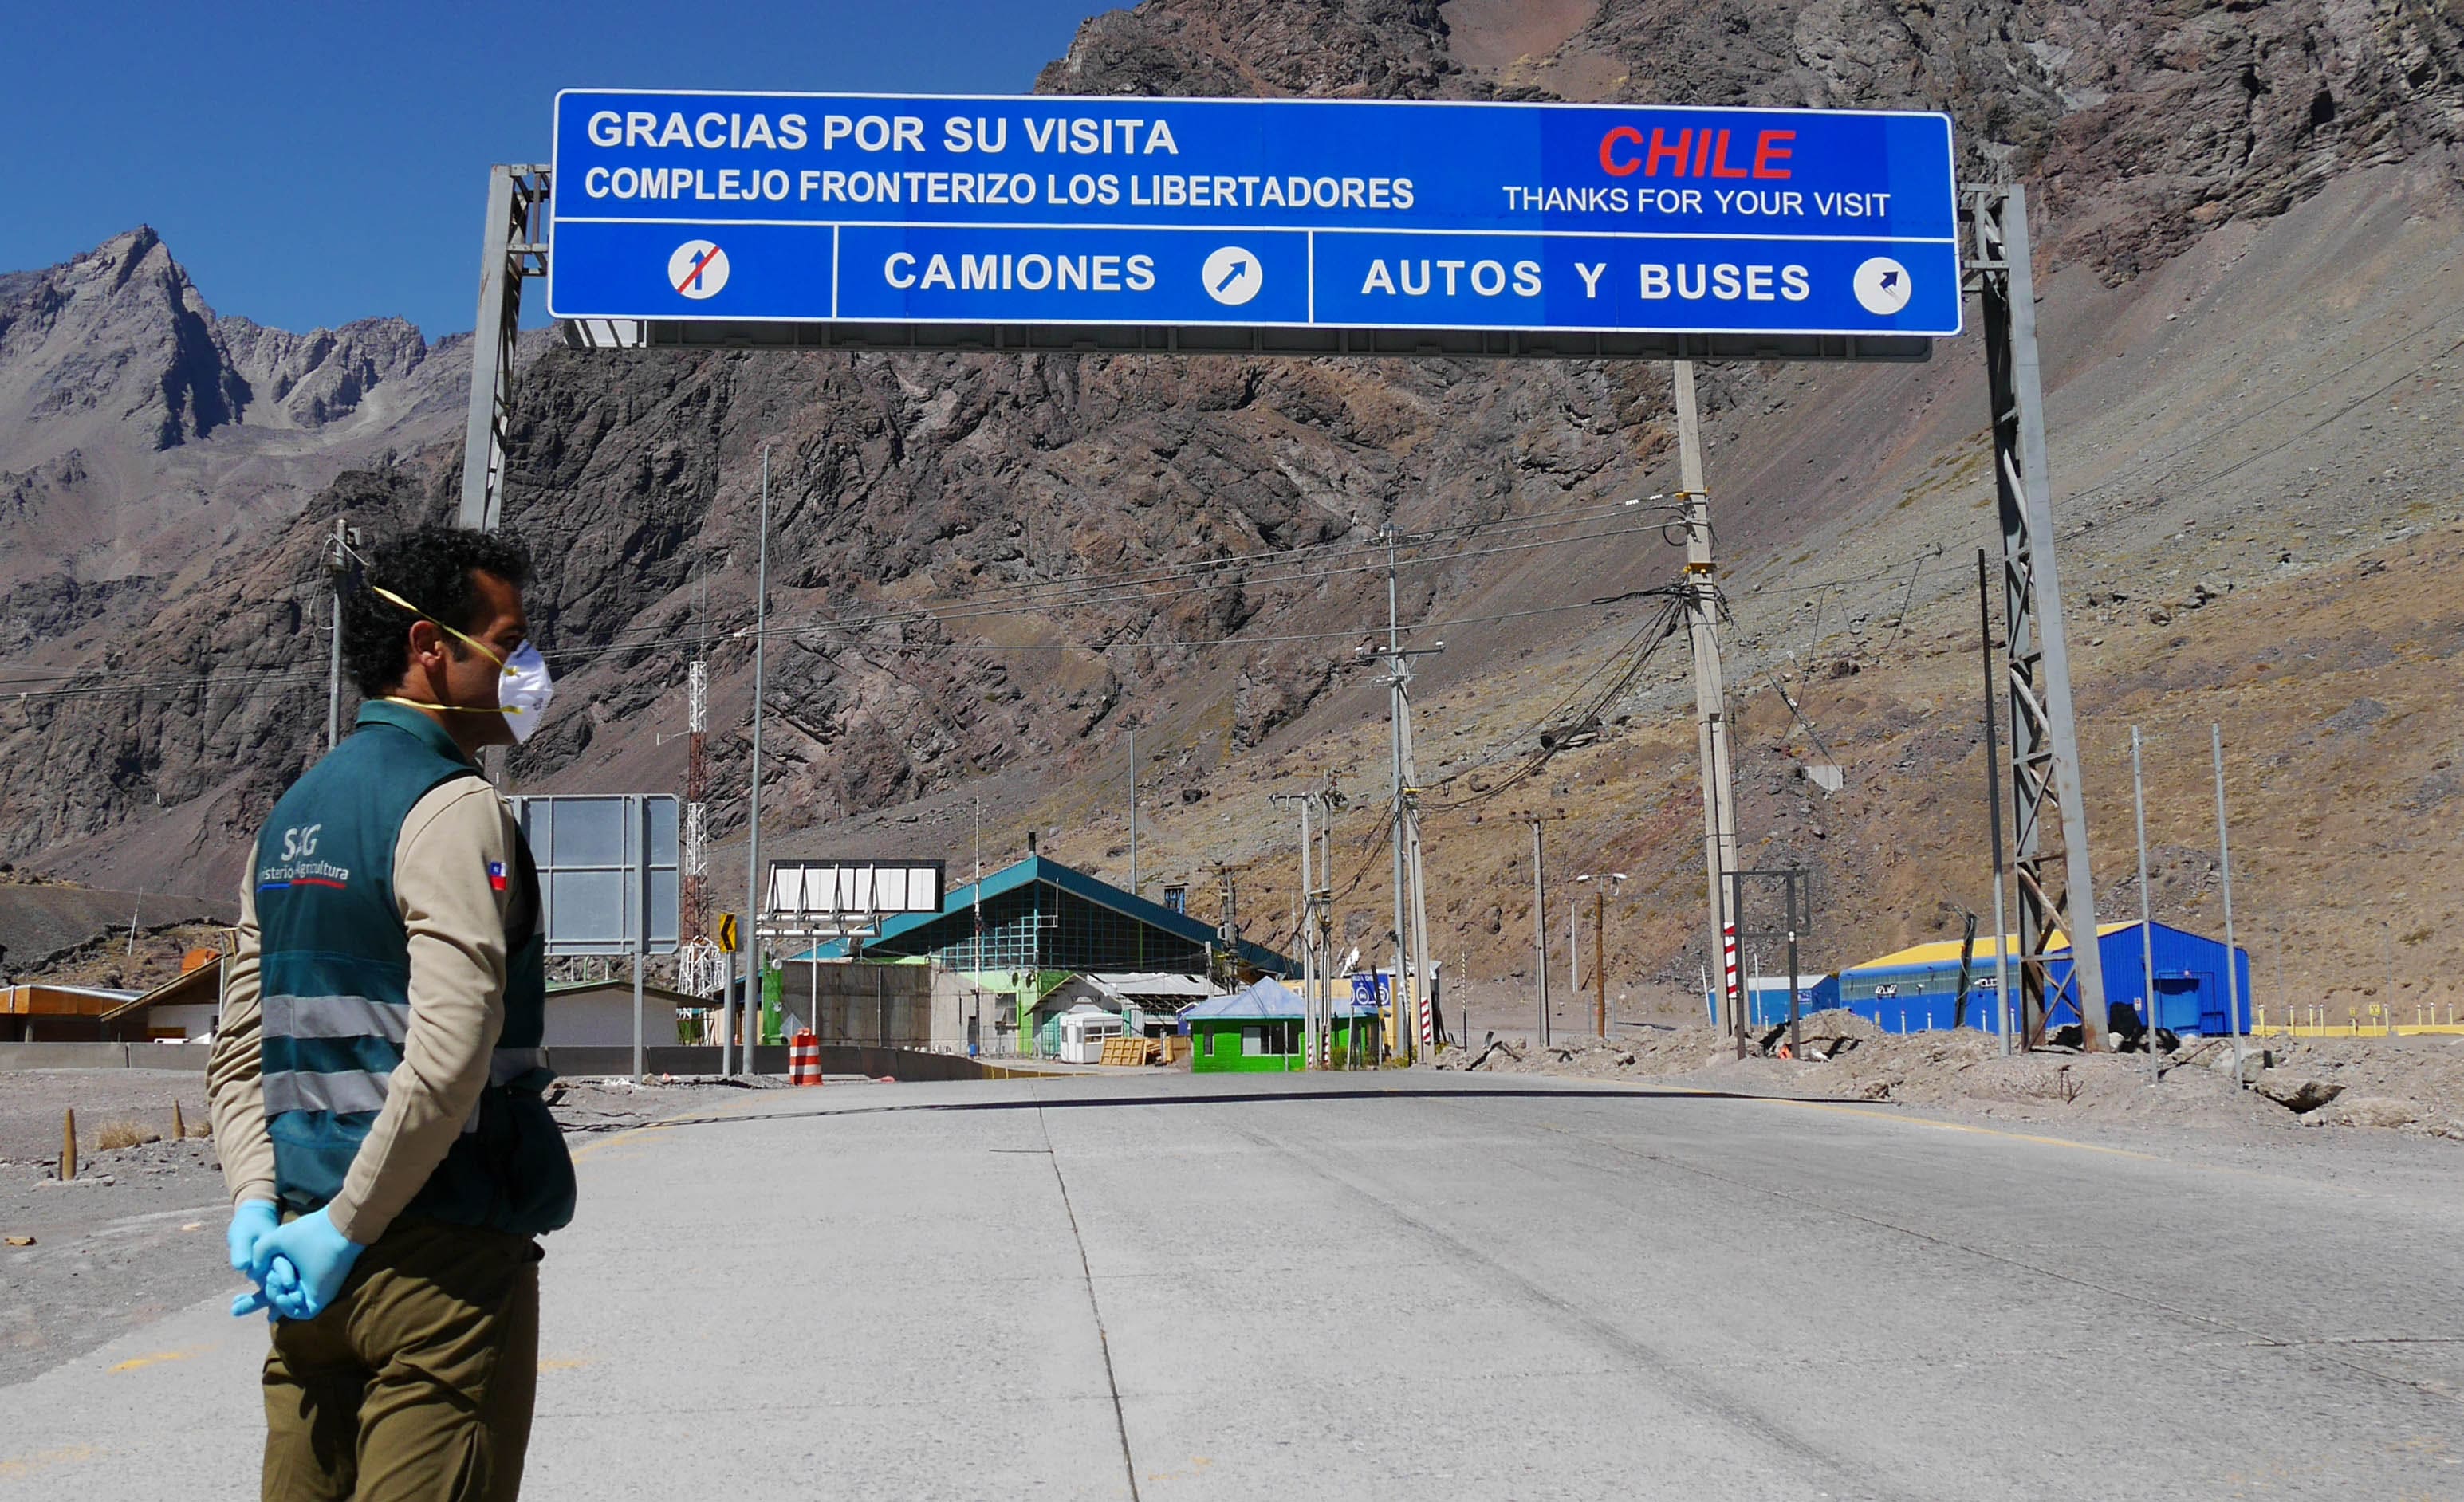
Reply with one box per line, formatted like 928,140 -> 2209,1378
0,512 -> 1680,707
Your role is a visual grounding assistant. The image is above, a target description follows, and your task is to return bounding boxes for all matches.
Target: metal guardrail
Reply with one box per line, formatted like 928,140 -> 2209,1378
0,1042 -> 211,1071
2252,1005 -> 2464,1038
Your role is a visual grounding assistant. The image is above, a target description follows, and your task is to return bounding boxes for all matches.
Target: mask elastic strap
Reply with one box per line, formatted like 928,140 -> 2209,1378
370,586 -> 513,674
379,696 -> 519,719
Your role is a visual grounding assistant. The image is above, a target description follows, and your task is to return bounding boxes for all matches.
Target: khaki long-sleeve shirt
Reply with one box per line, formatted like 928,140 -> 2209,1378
208,778 -> 520,1245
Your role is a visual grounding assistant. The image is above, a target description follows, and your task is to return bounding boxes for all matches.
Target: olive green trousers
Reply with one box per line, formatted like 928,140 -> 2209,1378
260,1219 -> 541,1502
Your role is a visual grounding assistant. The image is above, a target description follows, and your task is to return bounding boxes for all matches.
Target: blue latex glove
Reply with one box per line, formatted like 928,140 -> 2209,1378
254,1209 -> 367,1322
230,1256 -> 293,1322
226,1200 -> 279,1275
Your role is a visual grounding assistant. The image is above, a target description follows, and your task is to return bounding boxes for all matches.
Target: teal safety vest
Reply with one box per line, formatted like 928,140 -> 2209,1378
251,701 -> 575,1238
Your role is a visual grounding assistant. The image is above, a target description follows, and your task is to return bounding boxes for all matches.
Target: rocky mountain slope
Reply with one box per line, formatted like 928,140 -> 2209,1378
0,228 -> 510,891
5,0 -> 2462,1016
0,227 -> 475,596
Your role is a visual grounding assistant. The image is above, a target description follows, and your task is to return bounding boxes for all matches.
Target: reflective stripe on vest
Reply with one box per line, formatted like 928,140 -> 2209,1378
262,1045 -> 557,1130
263,993 -> 409,1043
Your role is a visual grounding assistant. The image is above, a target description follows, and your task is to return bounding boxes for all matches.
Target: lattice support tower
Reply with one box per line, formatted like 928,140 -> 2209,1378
1962,183 -> 2108,1049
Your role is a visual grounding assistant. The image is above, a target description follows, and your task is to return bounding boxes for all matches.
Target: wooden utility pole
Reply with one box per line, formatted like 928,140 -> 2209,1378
1675,362 -> 1742,1045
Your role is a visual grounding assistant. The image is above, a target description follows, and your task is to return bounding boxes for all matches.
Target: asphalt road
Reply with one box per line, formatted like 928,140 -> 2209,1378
4,1071 -> 2459,1500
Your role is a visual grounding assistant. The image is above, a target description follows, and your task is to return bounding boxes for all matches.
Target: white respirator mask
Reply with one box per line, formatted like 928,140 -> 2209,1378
497,640 -> 555,744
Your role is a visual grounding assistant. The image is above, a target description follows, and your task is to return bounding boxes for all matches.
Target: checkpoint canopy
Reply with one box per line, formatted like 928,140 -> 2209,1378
549,92 -> 1958,360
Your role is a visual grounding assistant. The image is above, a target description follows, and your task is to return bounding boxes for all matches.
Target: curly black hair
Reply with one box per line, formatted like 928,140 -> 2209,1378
340,524 -> 533,698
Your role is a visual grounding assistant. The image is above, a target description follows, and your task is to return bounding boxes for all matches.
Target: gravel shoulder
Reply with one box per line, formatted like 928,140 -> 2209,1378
1443,1010 -> 2464,1148
0,1071 -> 763,1388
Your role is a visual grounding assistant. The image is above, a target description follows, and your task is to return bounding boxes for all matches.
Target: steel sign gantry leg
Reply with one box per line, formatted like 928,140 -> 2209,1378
1965,183 -> 2108,1052
459,164 -> 551,531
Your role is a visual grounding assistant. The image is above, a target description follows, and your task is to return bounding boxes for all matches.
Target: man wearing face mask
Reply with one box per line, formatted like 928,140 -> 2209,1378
208,522 -> 573,1501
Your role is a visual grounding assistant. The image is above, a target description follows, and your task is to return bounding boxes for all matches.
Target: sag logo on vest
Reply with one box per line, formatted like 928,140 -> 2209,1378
280,824 -> 323,860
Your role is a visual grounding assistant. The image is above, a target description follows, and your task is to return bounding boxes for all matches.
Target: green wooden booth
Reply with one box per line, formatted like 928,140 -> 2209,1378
1187,978 -> 1380,1073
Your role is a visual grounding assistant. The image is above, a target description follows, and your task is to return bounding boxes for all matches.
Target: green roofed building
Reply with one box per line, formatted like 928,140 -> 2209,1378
796,854 -> 1294,1056
1186,977 -> 1380,1073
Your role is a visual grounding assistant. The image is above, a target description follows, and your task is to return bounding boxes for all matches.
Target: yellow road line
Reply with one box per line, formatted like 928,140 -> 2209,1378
107,1347 -> 206,1374
0,1445 -> 98,1479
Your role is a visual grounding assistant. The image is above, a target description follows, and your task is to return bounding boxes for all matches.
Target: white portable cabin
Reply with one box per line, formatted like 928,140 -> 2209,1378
1057,1005 -> 1128,1064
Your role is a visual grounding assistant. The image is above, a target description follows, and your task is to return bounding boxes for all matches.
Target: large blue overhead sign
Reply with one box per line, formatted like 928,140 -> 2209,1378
549,92 -> 1958,350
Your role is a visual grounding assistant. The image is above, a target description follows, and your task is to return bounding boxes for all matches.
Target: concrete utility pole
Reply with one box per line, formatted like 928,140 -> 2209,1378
1404,700 -> 1437,1057
1384,529 -> 1411,1066
1570,900 -> 1580,997
1373,527 -> 1443,1064
1978,550 -> 2014,1056
1315,784 -> 1340,1068
2212,724 -> 2246,1087
2131,725 -> 2157,1083
1673,362 -> 1742,1044
325,516 -> 352,751
1272,791 -> 1321,1068
1212,863 -> 1240,953
736,444 -> 772,1077
1593,883 -> 1607,1039
1298,796 -> 1317,1068
1127,725 -> 1139,898
1529,818 -> 1551,1048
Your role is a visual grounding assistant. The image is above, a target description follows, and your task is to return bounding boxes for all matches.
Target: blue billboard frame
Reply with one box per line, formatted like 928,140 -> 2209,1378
548,91 -> 1959,359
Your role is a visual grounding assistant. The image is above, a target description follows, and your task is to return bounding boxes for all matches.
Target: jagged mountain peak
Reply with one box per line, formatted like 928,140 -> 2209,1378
0,223 -> 239,454
0,227 -> 478,702
0,227 -> 448,462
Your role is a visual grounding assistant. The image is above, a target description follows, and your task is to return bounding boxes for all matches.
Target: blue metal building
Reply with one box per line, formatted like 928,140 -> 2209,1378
1832,922 -> 2253,1036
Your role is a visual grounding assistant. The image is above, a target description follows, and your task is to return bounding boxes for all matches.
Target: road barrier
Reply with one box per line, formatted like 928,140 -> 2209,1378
0,1039 -> 1068,1080
789,1031 -> 825,1086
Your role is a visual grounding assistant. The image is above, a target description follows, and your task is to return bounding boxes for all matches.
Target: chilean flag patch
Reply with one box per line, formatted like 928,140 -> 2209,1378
487,860 -> 507,892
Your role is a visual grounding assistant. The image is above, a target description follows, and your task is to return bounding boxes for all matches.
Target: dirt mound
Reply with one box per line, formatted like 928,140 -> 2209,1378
1452,1016 -> 2464,1141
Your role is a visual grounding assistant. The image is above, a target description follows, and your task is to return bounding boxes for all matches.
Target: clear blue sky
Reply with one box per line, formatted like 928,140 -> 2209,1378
3,2 -> 1130,336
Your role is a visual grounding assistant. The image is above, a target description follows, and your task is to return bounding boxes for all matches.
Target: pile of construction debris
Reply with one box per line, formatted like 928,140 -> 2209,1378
1444,1012 -> 2464,1139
